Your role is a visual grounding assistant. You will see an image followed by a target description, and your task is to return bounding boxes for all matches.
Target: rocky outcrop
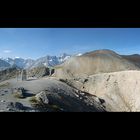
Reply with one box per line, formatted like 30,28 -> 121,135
12,87 -> 25,98
35,91 -> 49,104
28,66 -> 52,78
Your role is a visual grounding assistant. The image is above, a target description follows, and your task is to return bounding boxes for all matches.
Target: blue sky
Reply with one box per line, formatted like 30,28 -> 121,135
0,28 -> 140,59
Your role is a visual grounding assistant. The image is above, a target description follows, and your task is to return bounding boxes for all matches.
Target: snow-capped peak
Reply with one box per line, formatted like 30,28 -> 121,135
0,53 -> 72,70
76,53 -> 82,56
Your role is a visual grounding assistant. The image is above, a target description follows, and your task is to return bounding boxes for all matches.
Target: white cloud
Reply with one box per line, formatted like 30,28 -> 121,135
3,50 -> 12,53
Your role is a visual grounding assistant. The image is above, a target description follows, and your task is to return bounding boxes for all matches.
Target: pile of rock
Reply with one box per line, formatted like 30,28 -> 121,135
12,87 -> 25,98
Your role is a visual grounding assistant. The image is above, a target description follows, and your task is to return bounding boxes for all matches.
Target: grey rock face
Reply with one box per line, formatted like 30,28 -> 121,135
33,81 -> 106,112
35,91 -> 49,104
28,66 -> 50,78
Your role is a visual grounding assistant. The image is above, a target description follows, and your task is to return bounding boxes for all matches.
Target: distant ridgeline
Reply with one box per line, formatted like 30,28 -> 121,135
0,53 -> 71,71
2,49 -> 140,82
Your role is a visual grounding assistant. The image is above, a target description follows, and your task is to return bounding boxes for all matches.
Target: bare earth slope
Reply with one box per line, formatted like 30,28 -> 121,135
55,50 -> 140,79
122,54 -> 140,67
0,77 -> 105,112
64,70 -> 140,111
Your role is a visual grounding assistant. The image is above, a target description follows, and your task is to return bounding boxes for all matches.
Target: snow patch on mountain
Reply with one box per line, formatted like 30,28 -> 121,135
0,53 -> 73,70
0,53 -> 74,70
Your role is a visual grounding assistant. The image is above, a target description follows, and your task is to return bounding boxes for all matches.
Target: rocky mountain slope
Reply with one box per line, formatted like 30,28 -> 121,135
0,67 -> 19,82
121,54 -> 140,67
55,50 -> 140,79
1,49 -> 140,112
0,59 -> 11,71
62,70 -> 140,111
0,77 -> 105,112
28,66 -> 53,78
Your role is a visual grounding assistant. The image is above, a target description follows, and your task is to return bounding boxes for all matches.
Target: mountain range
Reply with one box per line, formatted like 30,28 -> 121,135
0,53 -> 71,70
2,49 -> 140,112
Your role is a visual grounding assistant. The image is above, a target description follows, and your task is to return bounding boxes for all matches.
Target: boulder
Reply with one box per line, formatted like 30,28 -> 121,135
12,87 -> 25,98
35,91 -> 49,104
6,102 -> 25,111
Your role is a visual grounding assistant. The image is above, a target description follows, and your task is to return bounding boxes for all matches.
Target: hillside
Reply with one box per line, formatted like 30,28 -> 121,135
121,54 -> 140,67
0,68 -> 19,82
55,50 -> 140,79
0,77 -> 105,112
1,50 -> 140,112
0,59 -> 11,71
57,70 -> 140,111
